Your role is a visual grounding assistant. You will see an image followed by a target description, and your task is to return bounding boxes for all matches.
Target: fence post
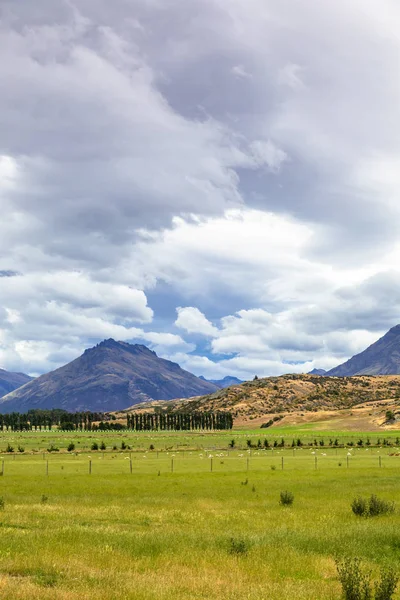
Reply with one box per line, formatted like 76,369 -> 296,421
1,460 -> 4,476
171,459 -> 174,473
130,459 -> 132,474
246,457 -> 249,471
210,458 -> 213,472
379,455 -> 382,468
281,456 -> 284,470
46,460 -> 49,476
315,456 -> 317,470
89,459 -> 92,475
347,455 -> 349,468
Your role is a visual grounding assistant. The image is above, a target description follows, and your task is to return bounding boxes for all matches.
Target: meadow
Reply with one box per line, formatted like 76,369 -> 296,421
0,429 -> 400,599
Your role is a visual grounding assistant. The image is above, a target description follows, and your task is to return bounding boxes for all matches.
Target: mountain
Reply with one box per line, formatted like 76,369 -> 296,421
0,369 -> 32,398
0,339 -> 219,413
308,368 -> 327,376
199,375 -> 243,388
327,325 -> 400,376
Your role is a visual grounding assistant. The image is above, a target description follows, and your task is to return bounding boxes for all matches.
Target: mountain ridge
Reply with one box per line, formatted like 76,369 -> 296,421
327,325 -> 400,376
0,339 -> 219,413
0,369 -> 32,398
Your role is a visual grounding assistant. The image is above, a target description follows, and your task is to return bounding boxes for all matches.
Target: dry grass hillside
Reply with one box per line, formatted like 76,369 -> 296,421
119,374 -> 400,428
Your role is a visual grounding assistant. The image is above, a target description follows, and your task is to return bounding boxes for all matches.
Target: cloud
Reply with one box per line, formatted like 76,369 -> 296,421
175,307 -> 219,337
1,0 -> 400,380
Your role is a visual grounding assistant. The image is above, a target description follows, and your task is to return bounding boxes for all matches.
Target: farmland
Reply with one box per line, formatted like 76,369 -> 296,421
0,429 -> 400,598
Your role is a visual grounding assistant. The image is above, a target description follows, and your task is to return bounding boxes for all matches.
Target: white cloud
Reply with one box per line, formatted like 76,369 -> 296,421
175,307 -> 218,337
1,0 -> 400,381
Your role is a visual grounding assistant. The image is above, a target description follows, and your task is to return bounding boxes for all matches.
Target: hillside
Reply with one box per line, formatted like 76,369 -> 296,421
327,325 -> 400,376
121,373 -> 400,426
0,339 -> 218,413
0,369 -> 32,398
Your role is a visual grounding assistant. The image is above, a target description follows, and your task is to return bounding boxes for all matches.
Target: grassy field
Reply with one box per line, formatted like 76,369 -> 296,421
1,430 -> 400,599
2,426 -> 400,455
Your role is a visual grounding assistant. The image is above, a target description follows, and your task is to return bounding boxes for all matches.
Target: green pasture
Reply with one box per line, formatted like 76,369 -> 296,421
1,427 -> 400,455
1,430 -> 400,599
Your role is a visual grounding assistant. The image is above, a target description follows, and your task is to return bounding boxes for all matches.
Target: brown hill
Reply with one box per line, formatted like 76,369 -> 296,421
121,373 -> 400,426
0,339 -> 218,413
0,369 -> 32,398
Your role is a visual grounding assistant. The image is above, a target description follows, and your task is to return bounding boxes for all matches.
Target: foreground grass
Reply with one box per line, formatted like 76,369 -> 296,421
0,443 -> 400,598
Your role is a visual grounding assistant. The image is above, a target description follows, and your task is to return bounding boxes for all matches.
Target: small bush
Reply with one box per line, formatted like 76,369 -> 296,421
41,494 -> 48,504
47,445 -> 59,453
17,445 -> 24,453
6,444 -> 14,453
352,495 -> 395,518
352,497 -> 368,517
270,465 -> 276,471
149,444 -> 155,451
121,441 -> 127,450
100,441 -> 106,450
67,442 -> 75,452
229,439 -> 235,448
336,558 -> 398,600
112,445 -> 118,451
369,495 -> 395,517
91,442 -> 99,451
375,566 -> 398,600
228,537 -> 248,556
336,557 -> 372,600
280,491 -> 294,506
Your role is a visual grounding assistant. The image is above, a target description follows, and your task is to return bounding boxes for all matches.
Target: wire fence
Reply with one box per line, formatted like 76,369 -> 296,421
0,447 -> 398,477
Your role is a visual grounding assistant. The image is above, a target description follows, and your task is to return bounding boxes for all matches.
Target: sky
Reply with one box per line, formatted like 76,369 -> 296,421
1,0 -> 400,380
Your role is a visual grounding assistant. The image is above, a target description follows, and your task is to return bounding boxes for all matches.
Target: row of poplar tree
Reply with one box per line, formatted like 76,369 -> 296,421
126,412 -> 234,431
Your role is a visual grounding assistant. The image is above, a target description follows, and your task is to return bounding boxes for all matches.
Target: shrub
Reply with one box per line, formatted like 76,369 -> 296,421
17,445 -> 24,453
41,494 -> 48,504
368,495 -> 395,517
47,445 -> 59,453
270,465 -> 276,471
6,444 -> 14,453
336,558 -> 398,600
352,497 -> 368,517
91,442 -> 99,451
352,495 -> 395,518
375,566 -> 398,600
67,442 -> 75,452
228,537 -> 248,556
336,557 -> 372,600
228,439 -> 235,448
121,441 -> 127,450
149,444 -> 155,451
100,441 -> 106,450
280,491 -> 294,506
386,410 -> 395,422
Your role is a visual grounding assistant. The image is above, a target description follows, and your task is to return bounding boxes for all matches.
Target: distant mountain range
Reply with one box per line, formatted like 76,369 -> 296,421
327,325 -> 400,376
199,375 -> 243,388
3,324 -> 400,413
308,368 -> 327,376
0,339 -> 219,413
0,369 -> 32,398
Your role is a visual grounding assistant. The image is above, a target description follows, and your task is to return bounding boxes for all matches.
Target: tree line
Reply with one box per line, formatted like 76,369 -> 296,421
0,409 -> 109,431
126,412 -> 233,431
